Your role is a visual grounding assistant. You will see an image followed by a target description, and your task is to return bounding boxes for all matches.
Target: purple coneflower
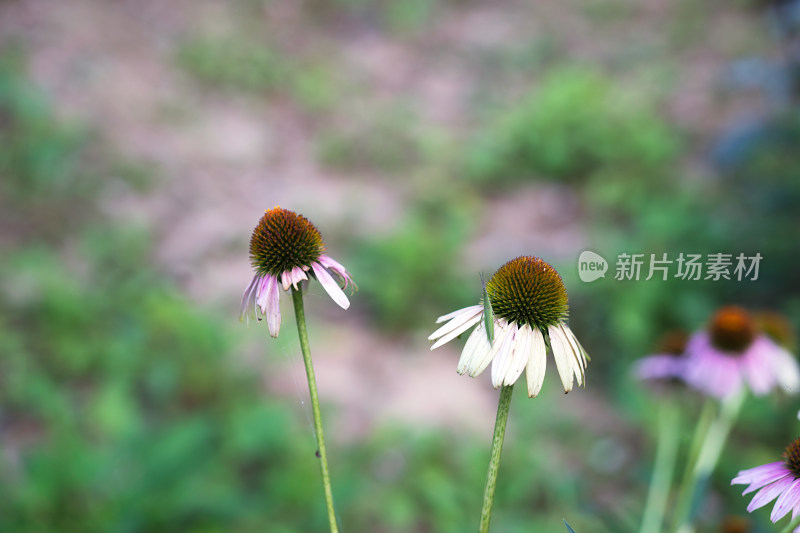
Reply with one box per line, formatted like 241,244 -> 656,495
681,306 -> 799,398
732,437 -> 800,526
633,329 -> 690,384
429,256 -> 588,397
240,206 -> 353,337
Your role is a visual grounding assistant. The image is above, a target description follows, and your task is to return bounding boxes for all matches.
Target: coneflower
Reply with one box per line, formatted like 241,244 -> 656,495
430,256 -> 588,533
241,206 -> 352,533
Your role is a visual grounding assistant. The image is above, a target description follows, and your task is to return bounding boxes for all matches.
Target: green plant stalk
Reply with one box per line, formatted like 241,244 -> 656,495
479,384 -> 514,533
639,400 -> 680,533
780,514 -> 800,533
670,400 -> 715,533
291,287 -> 339,533
672,388 -> 746,533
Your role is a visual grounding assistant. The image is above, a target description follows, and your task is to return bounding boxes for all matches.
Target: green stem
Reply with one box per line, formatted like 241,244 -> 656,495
479,384 -> 514,533
780,514 -> 800,533
639,400 -> 680,533
291,287 -> 339,533
672,388 -> 746,533
670,401 -> 715,533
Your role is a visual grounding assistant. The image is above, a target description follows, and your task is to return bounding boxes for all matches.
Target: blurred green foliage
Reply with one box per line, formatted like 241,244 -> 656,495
346,193 -> 475,331
465,68 -> 680,184
176,35 -> 287,93
0,51 -> 86,201
0,50 -> 98,246
4,0 -> 800,529
175,33 -> 337,111
0,54 -> 328,530
0,49 -> 150,245
316,106 -> 432,174
0,244 -> 327,532
0,49 -> 600,532
306,0 -> 438,34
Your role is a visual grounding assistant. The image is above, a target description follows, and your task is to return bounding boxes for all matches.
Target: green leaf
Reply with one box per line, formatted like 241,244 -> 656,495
481,272 -> 494,344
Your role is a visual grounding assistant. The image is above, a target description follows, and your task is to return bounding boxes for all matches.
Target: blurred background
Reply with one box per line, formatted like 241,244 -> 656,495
1,0 -> 799,531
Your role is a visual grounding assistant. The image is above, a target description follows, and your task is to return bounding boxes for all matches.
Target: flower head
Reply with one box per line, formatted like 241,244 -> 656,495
756,310 -> 797,351
429,256 -> 588,397
634,307 -> 800,399
732,437 -> 800,526
682,306 -> 800,398
633,329 -> 690,384
240,207 -> 353,337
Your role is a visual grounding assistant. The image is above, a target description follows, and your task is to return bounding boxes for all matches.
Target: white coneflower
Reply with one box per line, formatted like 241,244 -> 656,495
240,206 -> 353,337
429,255 -> 588,396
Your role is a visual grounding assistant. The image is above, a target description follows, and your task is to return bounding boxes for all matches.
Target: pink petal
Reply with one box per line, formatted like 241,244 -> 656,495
747,476 -> 796,513
280,270 -> 292,291
265,275 -> 281,337
289,266 -> 308,289
633,355 -> 685,381
771,478 -> 800,522
733,462 -> 789,491
741,348 -> 776,396
256,275 -> 272,315
318,255 -> 352,288
743,471 -> 793,495
239,274 -> 260,323
311,262 -> 350,309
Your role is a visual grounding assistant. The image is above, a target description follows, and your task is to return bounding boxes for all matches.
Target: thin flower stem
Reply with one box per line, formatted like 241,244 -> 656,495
670,400 -> 715,533
291,287 -> 339,533
672,388 -> 746,533
479,384 -> 514,533
639,400 -> 680,533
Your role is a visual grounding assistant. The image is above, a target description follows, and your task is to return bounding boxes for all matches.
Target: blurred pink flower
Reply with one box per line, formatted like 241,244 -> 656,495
633,329 -> 690,384
682,307 -> 799,399
635,307 -> 800,399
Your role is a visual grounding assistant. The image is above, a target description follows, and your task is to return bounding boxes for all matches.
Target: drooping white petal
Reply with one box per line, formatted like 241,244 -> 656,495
265,275 -> 281,338
503,324 -> 532,387
492,322 -> 519,388
429,307 -> 483,341
435,305 -> 483,324
559,323 -> 586,387
549,325 -> 577,393
562,323 -> 588,366
470,319 -> 509,378
458,322 -> 492,375
526,327 -> 547,397
239,274 -> 260,324
430,312 -> 483,350
311,262 -> 350,309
